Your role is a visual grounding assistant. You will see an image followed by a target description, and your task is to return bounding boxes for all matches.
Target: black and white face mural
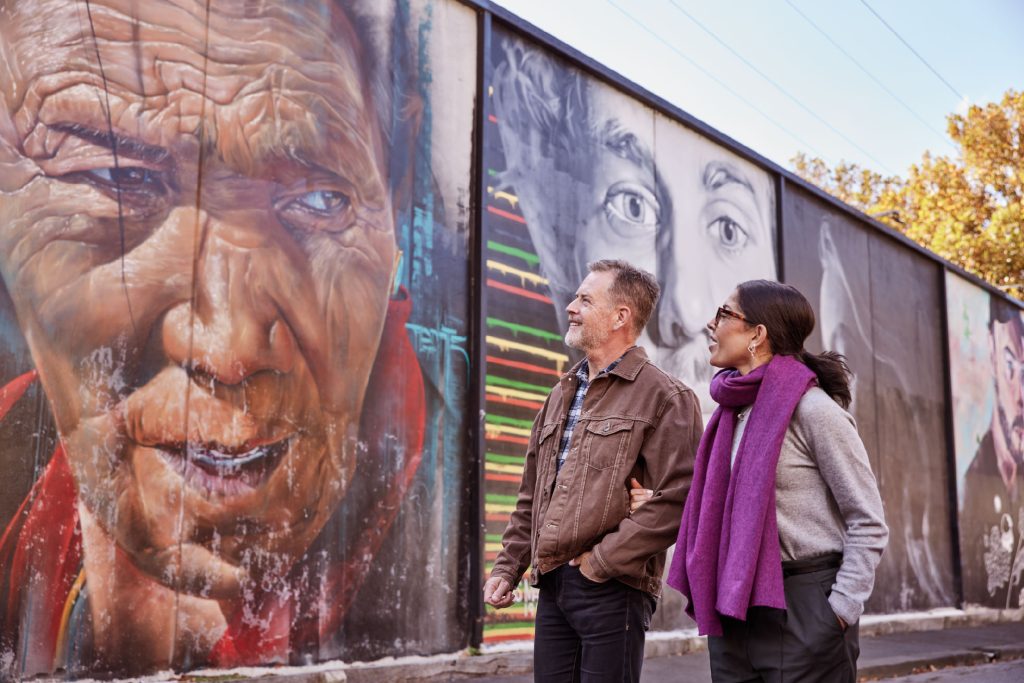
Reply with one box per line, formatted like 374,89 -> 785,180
491,33 -> 777,414
947,272 -> 1024,609
783,187 -> 955,613
481,28 -> 776,640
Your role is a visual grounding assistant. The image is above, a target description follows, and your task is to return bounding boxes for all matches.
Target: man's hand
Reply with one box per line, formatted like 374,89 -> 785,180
836,614 -> 848,631
483,576 -> 515,609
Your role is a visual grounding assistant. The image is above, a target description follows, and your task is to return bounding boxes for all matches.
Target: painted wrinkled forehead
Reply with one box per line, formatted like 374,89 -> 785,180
993,316 -> 1024,358
0,0 -> 382,138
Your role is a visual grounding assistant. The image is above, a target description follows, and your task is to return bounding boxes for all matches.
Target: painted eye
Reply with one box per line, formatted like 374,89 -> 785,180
288,190 -> 350,215
707,216 -> 749,251
604,186 -> 659,228
85,166 -> 164,191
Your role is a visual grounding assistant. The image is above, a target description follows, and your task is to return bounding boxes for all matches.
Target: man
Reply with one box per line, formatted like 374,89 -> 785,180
961,298 -> 1024,608
483,260 -> 702,681
492,37 -> 776,415
0,0 -> 457,675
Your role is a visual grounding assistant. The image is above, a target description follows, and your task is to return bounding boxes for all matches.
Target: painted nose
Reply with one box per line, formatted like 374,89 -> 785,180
162,212 -> 298,385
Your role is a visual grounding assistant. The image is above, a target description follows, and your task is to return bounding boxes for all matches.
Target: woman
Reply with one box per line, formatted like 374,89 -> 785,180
637,279 -> 888,682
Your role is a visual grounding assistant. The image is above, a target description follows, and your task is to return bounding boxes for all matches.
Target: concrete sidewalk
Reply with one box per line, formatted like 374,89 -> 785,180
470,622 -> 1024,683
174,610 -> 1023,683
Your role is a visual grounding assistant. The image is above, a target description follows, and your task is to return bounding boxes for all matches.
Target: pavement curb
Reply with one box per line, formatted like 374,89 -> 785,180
170,607 -> 1023,683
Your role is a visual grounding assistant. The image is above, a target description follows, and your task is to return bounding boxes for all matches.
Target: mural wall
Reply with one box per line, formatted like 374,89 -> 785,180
0,0 -> 475,677
782,187 -> 955,613
0,1 -> 1021,676
481,26 -> 778,641
947,272 -> 1024,609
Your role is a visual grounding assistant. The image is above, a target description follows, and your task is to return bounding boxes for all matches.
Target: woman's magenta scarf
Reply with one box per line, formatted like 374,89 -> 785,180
666,354 -> 815,636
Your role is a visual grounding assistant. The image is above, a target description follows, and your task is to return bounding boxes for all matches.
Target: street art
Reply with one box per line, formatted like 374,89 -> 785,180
782,193 -> 954,613
947,273 -> 1024,609
0,0 -> 474,676
481,29 -> 777,641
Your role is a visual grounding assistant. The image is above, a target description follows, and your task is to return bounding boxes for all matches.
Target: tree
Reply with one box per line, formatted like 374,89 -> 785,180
792,89 -> 1023,293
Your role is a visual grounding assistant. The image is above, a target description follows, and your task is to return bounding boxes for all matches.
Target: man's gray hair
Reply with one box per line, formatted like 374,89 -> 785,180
588,259 -> 660,336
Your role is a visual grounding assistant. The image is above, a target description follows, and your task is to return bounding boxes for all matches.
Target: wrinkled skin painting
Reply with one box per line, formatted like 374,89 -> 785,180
0,0 -> 474,676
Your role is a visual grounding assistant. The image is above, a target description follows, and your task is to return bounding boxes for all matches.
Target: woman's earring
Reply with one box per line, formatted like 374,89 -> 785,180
748,345 -> 756,357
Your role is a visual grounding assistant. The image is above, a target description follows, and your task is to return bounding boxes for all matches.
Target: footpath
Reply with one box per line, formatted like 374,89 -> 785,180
171,609 -> 1024,683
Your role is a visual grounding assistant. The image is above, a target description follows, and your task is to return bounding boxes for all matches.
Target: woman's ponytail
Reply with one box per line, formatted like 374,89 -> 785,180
798,349 -> 852,409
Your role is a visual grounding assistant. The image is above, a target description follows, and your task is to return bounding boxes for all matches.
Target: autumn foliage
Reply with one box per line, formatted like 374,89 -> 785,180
792,89 -> 1023,294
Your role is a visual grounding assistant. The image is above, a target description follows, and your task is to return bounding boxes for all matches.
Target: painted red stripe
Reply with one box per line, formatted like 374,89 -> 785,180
486,394 -> 545,411
488,114 -> 498,123
487,279 -> 553,304
486,433 -> 530,446
486,473 -> 523,484
486,513 -> 511,522
486,356 -> 561,378
483,633 -> 535,642
486,205 -> 527,224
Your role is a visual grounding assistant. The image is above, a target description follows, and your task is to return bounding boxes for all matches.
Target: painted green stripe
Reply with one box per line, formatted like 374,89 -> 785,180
487,453 -> 526,465
487,168 -> 499,177
485,534 -> 503,542
486,414 -> 534,430
486,374 -> 552,395
487,317 -> 562,343
487,240 -> 540,268
486,493 -> 519,504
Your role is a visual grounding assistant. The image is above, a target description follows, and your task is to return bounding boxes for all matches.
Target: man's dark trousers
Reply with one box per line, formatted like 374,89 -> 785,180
534,564 -> 655,682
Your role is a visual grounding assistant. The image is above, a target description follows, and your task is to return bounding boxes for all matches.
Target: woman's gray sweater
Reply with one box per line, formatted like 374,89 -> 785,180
731,386 -> 889,625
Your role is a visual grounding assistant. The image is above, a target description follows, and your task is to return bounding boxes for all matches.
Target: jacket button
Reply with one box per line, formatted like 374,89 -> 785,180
602,424 -> 609,433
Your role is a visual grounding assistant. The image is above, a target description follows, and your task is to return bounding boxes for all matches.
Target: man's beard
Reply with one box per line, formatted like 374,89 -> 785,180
565,323 -> 608,353
997,405 -> 1024,467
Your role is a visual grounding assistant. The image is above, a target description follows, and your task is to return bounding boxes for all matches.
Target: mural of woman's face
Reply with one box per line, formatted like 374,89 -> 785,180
0,0 -> 395,597
650,122 -> 776,411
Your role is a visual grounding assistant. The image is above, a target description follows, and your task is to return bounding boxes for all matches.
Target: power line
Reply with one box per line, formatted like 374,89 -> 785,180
783,0 -> 955,154
859,0 -> 966,102
665,0 -> 896,174
604,0 -> 834,166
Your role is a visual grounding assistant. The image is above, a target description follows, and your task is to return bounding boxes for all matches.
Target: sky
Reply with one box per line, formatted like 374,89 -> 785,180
494,0 -> 1024,178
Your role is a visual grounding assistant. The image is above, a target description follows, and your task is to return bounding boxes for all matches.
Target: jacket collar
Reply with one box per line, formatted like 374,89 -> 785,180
565,345 -> 648,383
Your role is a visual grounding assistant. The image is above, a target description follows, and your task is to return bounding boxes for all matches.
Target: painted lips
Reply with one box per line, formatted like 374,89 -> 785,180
158,437 -> 293,497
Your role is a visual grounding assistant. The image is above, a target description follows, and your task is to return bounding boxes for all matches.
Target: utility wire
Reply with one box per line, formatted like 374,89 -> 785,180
859,0 -> 966,102
665,0 -> 895,174
783,0 -> 955,153
605,0 -> 834,166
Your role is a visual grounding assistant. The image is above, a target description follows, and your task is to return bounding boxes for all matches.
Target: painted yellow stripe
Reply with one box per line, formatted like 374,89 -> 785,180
486,336 -> 569,370
486,462 -> 524,475
485,542 -> 503,552
485,384 -> 549,403
486,503 -> 516,513
487,259 -> 548,287
487,186 -> 520,208
486,424 -> 532,438
484,627 -> 536,638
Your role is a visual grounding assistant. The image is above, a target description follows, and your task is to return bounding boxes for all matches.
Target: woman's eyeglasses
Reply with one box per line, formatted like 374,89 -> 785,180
715,306 -> 749,326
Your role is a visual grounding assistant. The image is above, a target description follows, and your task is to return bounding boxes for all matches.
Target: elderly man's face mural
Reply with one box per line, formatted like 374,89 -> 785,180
493,41 -> 775,409
0,0 -> 393,638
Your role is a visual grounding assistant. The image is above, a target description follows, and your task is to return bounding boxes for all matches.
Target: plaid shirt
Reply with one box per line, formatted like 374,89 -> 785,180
556,356 -> 623,472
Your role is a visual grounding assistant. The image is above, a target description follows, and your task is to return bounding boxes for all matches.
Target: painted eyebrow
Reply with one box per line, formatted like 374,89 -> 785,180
601,120 -> 655,175
50,122 -> 170,164
703,161 -> 754,193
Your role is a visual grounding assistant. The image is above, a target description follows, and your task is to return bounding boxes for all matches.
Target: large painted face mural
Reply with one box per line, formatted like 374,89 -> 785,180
481,29 -> 776,641
490,34 -> 777,416
0,0 -> 473,676
947,272 -> 1024,609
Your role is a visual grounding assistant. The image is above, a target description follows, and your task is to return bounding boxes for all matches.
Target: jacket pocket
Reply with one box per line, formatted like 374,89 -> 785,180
583,418 -> 633,470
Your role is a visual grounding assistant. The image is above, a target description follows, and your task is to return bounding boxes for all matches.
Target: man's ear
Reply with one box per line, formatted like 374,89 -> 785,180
615,306 -> 633,332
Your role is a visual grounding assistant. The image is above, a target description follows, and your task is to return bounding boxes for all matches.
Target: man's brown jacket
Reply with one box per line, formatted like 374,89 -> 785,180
490,346 -> 703,598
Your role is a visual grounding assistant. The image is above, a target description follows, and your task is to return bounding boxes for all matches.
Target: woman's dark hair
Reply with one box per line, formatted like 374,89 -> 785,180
735,279 -> 853,409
